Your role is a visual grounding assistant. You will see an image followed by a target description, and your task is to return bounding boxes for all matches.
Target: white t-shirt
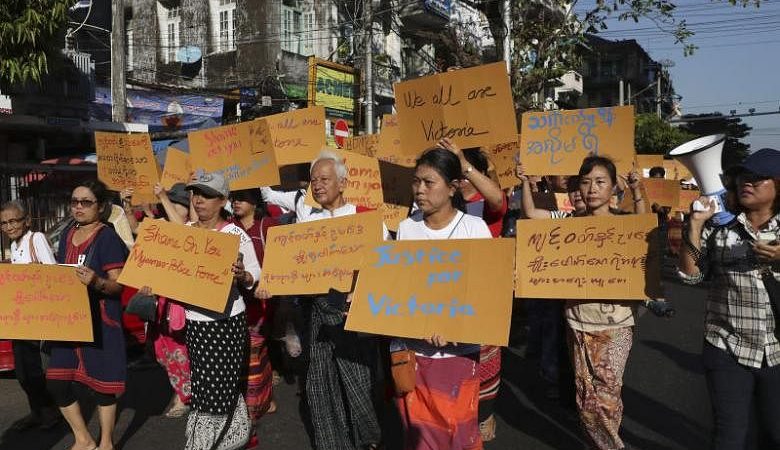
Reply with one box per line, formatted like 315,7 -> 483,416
396,210 -> 491,358
11,230 -> 56,264
184,222 -> 261,322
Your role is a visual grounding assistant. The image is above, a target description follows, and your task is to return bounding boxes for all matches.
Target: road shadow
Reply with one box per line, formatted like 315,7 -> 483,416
641,339 -> 704,374
116,366 -> 175,449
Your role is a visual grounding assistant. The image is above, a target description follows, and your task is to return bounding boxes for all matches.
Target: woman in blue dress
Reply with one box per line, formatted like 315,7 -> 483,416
47,180 -> 129,450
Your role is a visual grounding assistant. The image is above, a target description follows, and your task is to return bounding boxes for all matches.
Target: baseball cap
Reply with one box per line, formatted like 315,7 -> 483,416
738,148 -> 780,178
230,189 -> 261,205
167,183 -> 190,208
186,171 -> 230,198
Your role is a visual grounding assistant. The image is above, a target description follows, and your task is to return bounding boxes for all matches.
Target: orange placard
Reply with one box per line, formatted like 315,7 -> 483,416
344,134 -> 381,157
376,114 -> 417,167
304,150 -> 384,210
643,178 -> 681,208
486,137 -> 521,189
379,203 -> 409,233
259,211 -> 384,295
344,239 -> 515,346
189,122 -> 279,190
160,147 -> 193,190
95,131 -> 160,205
118,219 -> 240,312
253,107 -> 327,166
676,188 -> 701,213
0,264 -> 93,342
514,214 -> 662,300
636,154 -> 665,177
394,62 -> 518,156
663,159 -> 692,181
519,106 -> 636,176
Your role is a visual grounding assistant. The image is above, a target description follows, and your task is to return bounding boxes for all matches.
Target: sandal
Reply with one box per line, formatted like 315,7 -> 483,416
164,403 -> 190,418
479,414 -> 497,442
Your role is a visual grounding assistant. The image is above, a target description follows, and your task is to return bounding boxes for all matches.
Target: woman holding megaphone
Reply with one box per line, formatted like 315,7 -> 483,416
678,148 -> 780,450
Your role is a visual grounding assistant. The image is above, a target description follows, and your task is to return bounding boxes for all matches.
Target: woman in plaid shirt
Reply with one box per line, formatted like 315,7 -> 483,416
678,148 -> 780,450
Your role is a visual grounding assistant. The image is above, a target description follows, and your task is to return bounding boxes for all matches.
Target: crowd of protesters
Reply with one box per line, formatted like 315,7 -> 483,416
1,140 -> 778,450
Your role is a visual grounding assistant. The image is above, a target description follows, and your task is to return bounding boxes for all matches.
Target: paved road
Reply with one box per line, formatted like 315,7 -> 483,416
0,282 -> 765,449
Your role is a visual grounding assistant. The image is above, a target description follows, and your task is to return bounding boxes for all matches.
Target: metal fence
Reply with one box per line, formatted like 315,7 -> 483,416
0,162 -> 97,260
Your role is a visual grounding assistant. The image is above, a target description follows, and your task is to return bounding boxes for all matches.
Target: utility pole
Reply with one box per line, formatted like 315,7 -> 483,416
619,79 -> 624,106
111,0 -> 126,123
503,0 -> 511,71
364,0 -> 373,134
656,72 -> 662,118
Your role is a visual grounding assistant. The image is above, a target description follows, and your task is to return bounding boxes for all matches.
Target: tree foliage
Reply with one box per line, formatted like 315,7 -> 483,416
635,113 -> 695,155
0,0 -> 71,88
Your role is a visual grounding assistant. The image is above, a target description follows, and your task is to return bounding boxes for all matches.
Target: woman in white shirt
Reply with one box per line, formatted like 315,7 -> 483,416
1,200 -> 60,431
395,149 -> 491,450
181,172 -> 260,450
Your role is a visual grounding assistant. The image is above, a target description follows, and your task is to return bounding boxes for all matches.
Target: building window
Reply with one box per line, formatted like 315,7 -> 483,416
281,4 -> 314,55
126,28 -> 134,71
211,0 -> 236,53
157,3 -> 181,63
302,10 -> 315,55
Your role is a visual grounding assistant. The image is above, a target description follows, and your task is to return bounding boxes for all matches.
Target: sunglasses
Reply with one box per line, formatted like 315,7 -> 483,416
70,198 -> 97,208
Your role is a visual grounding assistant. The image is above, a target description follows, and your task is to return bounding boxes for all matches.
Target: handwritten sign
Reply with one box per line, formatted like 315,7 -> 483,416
643,178 -> 681,208
395,62 -> 517,154
519,106 -> 636,176
514,214 -> 661,300
487,137 -> 521,189
118,220 -> 239,313
304,150 -> 384,210
380,203 -> 409,233
260,211 -> 384,295
160,147 -> 192,190
344,134 -> 381,157
663,159 -> 692,181
676,188 -> 700,213
636,154 -> 664,177
376,114 -> 417,167
0,264 -> 93,342
95,132 -> 160,205
251,107 -> 327,166
345,239 -> 514,346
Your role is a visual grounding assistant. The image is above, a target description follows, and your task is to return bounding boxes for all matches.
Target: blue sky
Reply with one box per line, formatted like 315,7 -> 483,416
575,0 -> 780,151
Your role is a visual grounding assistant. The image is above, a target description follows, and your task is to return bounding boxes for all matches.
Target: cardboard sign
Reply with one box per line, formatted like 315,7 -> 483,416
643,178 -> 681,208
344,134 -> 381,157
394,62 -> 517,155
95,131 -> 160,205
118,220 -> 240,313
252,107 -> 327,166
260,211 -> 384,295
514,214 -> 662,300
0,264 -> 93,342
636,154 -> 665,177
380,203 -> 409,233
676,188 -> 701,213
376,114 -> 417,168
189,122 -> 279,190
160,147 -> 192,190
304,150 -> 384,210
487,138 -> 521,189
663,159 -> 692,181
344,239 -> 515,346
519,106 -> 636,176
379,160 -> 414,206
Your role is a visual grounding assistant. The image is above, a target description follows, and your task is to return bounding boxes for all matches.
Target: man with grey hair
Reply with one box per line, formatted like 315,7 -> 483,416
259,149 -> 382,450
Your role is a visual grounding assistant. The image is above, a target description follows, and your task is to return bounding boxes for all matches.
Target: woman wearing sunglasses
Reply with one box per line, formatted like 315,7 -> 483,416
678,148 -> 780,449
46,180 -> 129,450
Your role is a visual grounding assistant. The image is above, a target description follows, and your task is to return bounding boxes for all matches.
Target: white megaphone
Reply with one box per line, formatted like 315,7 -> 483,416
668,134 -> 735,226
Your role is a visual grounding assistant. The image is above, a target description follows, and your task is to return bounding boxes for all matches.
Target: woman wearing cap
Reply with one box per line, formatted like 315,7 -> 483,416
182,172 -> 261,450
679,148 -> 780,449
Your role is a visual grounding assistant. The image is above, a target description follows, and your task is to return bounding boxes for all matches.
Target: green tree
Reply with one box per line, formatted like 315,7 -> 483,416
0,0 -> 71,88
679,113 -> 752,170
635,113 -> 695,155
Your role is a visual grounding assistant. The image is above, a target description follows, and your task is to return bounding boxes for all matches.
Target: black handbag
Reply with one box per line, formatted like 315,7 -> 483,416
126,292 -> 158,322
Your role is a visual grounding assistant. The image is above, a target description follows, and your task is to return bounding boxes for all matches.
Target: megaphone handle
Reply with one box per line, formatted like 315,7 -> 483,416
693,196 -> 723,214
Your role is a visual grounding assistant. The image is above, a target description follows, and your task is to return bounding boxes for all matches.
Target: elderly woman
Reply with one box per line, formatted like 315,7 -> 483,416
678,148 -> 780,450
183,171 -> 260,450
46,180 -> 129,450
1,200 -> 60,432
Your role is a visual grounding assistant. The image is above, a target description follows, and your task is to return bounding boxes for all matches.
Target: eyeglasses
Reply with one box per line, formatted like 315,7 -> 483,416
0,217 -> 25,228
70,198 -> 97,208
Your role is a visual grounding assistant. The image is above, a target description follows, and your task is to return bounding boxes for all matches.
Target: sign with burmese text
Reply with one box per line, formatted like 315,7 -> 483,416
487,137 -> 521,189
344,239 -> 514,346
118,220 -> 239,312
251,106 -> 327,166
260,212 -> 384,295
514,214 -> 661,300
0,264 -> 93,342
304,150 -> 384,210
394,62 -> 517,155
95,131 -> 159,205
189,122 -> 279,190
519,106 -> 636,175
